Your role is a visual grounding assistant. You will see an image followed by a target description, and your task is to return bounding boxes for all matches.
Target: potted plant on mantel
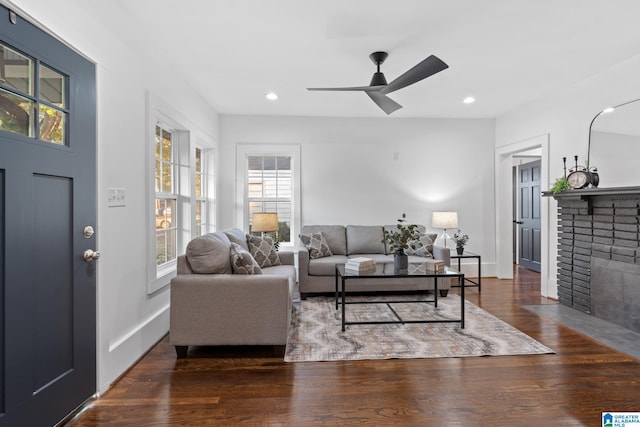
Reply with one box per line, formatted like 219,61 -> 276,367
381,214 -> 421,271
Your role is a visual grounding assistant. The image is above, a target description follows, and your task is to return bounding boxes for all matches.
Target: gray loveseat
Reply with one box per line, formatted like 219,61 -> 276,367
298,225 -> 451,298
169,228 -> 296,358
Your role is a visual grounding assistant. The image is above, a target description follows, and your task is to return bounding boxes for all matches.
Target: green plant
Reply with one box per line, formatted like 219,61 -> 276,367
381,214 -> 421,255
549,176 -> 571,194
453,230 -> 469,247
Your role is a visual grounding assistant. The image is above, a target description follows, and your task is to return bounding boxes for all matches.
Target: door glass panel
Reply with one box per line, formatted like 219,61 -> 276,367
0,88 -> 34,137
0,44 -> 33,95
38,105 -> 65,145
39,64 -> 65,106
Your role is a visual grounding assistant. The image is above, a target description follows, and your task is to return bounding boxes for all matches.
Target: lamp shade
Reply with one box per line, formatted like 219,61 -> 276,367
251,212 -> 279,232
432,211 -> 458,229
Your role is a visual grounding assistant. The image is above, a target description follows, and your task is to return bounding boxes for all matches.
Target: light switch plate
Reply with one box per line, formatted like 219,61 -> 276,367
108,188 -> 126,207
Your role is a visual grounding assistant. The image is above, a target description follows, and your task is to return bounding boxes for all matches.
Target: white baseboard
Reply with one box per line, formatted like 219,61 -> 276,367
98,304 -> 170,393
453,260 -> 495,279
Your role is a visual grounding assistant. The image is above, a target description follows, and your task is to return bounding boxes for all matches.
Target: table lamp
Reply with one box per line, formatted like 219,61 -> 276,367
431,211 -> 458,248
251,212 -> 279,238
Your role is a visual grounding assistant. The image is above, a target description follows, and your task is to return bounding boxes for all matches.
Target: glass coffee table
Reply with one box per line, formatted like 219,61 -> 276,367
335,263 -> 465,332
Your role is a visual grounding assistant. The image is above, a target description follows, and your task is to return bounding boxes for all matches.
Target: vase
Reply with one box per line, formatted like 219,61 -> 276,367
456,246 -> 464,255
394,253 -> 408,271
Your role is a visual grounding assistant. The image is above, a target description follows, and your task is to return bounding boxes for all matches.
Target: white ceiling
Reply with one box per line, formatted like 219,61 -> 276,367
107,0 -> 640,118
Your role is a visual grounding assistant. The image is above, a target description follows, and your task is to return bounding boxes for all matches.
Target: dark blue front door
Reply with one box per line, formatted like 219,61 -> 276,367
0,5 -> 97,426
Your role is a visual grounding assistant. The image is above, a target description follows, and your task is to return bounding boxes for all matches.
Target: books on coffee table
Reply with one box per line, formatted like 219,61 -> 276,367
343,257 -> 446,274
423,258 -> 445,274
345,257 -> 376,273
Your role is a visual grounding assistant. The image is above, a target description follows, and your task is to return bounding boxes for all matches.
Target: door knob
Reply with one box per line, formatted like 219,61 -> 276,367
513,221 -> 524,224
83,249 -> 100,262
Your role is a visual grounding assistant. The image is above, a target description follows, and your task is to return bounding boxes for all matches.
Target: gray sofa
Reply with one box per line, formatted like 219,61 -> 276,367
169,228 -> 296,358
298,225 -> 451,298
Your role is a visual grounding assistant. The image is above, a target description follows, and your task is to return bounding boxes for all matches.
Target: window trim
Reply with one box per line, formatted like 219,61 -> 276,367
147,115 -> 183,292
154,122 -> 179,278
145,92 -> 217,294
202,145 -> 216,234
235,143 -> 301,248
194,146 -> 210,236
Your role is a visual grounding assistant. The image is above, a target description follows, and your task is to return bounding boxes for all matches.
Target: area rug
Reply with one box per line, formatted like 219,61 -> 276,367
284,294 -> 554,362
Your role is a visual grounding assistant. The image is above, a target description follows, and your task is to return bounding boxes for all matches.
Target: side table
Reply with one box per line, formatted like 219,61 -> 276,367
451,251 -> 481,292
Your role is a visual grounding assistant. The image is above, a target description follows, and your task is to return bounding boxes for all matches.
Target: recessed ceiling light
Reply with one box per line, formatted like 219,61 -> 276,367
266,92 -> 278,101
602,107 -> 615,114
463,96 -> 475,104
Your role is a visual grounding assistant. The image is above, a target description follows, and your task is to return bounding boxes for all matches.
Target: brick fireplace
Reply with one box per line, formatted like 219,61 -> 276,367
550,187 -> 640,334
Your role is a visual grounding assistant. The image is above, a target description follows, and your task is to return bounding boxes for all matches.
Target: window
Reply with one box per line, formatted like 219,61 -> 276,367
147,92 -> 217,294
155,124 -> 177,266
195,147 -> 208,236
0,42 -> 67,145
247,155 -> 291,242
236,144 -> 300,246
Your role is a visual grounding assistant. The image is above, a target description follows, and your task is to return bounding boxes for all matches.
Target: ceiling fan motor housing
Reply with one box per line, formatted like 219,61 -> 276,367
369,51 -> 389,86
370,72 -> 387,86
369,51 -> 389,65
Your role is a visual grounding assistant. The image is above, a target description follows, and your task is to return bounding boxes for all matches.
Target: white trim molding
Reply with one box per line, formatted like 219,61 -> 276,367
235,143 -> 301,245
495,133 -> 552,297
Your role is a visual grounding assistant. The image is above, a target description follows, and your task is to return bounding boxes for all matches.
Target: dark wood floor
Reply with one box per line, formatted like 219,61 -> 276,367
66,266 -> 640,426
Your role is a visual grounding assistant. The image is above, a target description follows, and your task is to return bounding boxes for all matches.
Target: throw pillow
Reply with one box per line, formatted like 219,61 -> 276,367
230,243 -> 262,274
406,233 -> 434,258
299,232 -> 333,259
425,233 -> 438,251
246,234 -> 281,268
185,232 -> 232,274
224,228 -> 250,251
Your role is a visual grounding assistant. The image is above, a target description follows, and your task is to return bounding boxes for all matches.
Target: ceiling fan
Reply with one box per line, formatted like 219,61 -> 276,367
307,51 -> 449,115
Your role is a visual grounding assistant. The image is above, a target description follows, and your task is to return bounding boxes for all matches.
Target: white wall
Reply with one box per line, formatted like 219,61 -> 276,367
10,0 -> 219,392
219,115 -> 496,276
496,53 -> 640,299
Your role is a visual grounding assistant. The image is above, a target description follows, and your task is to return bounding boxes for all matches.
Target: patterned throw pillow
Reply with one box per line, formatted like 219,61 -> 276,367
406,233 -> 434,258
299,232 -> 333,259
246,234 -> 281,268
230,243 -> 262,274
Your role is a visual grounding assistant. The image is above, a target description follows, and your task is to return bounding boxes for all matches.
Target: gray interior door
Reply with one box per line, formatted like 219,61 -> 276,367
0,6 -> 97,426
518,160 -> 542,272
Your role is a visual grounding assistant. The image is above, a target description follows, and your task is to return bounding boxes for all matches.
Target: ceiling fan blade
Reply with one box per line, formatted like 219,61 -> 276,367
380,55 -> 448,95
366,91 -> 402,115
307,85 -> 385,92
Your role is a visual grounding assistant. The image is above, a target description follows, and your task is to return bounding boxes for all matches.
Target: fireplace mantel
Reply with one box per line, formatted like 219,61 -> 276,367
543,186 -> 640,198
543,186 -> 640,214
546,186 -> 640,333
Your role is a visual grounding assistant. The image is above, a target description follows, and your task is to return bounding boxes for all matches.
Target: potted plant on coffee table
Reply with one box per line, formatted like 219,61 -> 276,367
381,214 -> 421,271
